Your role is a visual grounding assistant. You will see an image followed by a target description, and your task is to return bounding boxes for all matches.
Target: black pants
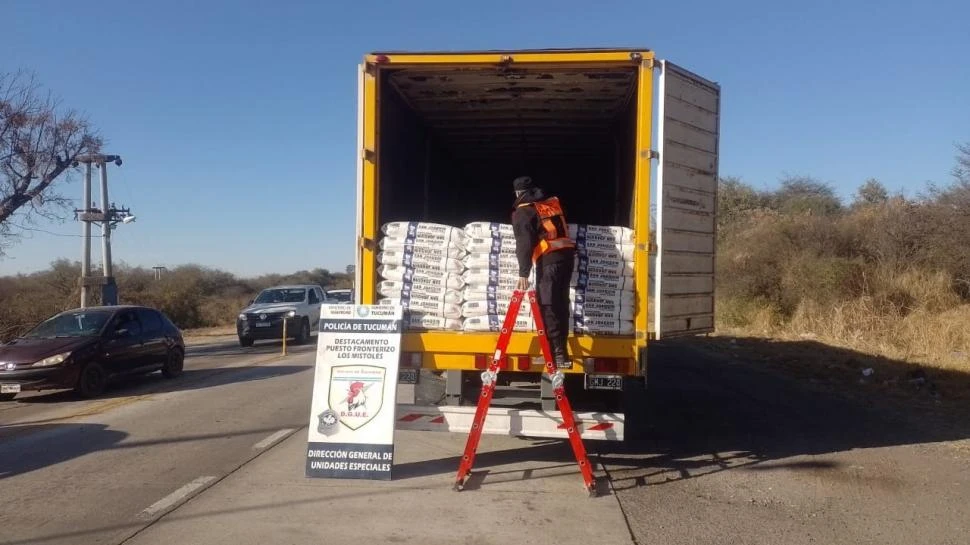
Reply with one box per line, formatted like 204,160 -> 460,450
535,249 -> 574,366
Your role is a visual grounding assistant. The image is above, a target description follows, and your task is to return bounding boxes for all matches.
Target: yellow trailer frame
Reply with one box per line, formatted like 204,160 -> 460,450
356,49 -> 656,376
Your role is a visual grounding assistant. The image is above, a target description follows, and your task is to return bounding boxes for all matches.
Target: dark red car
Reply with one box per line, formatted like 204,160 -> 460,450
0,305 -> 185,400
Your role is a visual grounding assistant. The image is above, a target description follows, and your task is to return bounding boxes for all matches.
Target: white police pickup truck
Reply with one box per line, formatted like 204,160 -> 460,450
236,284 -> 329,347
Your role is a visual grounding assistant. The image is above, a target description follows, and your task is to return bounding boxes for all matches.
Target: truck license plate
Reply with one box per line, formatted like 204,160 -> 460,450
585,374 -> 622,391
1,383 -> 21,394
398,368 -> 419,384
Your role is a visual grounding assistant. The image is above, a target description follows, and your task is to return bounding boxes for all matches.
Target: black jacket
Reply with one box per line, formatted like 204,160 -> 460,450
511,188 -> 573,278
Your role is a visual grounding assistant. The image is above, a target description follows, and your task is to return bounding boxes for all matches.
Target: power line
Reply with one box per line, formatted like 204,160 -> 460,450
8,223 -> 85,238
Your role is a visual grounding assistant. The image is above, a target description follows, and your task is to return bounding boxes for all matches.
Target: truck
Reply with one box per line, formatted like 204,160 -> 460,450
351,48 -> 719,441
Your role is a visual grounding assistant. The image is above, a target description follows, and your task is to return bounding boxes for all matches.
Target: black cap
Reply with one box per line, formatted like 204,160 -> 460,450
513,176 -> 535,191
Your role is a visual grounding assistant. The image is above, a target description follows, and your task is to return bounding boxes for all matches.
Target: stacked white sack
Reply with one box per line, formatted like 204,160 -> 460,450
376,221 -> 466,331
461,222 -> 535,332
569,224 -> 636,335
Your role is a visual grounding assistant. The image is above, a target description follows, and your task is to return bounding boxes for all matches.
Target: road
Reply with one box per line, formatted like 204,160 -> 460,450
1,337 -> 969,545
0,339 -> 317,545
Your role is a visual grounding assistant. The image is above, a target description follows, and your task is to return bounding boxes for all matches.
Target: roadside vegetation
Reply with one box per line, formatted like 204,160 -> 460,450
716,143 -> 970,378
0,263 -> 352,341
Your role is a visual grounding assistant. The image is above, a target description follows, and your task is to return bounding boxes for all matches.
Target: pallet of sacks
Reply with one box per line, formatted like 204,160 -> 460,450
461,222 -> 535,332
460,221 -> 637,335
376,221 -> 466,331
569,224 -> 636,336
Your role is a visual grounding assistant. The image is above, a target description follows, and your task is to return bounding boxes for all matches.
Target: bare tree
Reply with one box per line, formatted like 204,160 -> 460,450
0,70 -> 101,254
953,141 -> 970,185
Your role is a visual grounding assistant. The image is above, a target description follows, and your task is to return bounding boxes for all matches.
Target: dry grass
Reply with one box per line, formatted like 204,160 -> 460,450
718,300 -> 970,373
718,268 -> 970,376
714,298 -> 970,417
181,325 -> 237,345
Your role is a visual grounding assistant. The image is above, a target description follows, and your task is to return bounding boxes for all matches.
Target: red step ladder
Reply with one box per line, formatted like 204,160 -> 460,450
453,289 -> 597,496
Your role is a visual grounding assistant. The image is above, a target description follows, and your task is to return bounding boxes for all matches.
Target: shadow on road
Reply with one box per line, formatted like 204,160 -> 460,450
0,423 -> 127,480
0,424 -> 301,480
596,338 -> 970,491
396,337 -> 970,491
8,364 -> 310,406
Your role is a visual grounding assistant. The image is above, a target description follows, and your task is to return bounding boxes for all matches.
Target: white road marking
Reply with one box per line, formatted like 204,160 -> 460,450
139,476 -> 216,519
253,428 -> 294,450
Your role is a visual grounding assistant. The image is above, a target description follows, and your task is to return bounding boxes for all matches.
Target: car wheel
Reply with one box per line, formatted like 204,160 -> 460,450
0,393 -> 16,402
162,348 -> 184,379
239,336 -> 254,347
75,362 -> 108,399
296,319 -> 310,345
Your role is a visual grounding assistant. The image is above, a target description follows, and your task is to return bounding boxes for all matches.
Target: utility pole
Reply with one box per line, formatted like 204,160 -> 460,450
80,162 -> 93,308
74,154 -> 134,307
98,161 -> 116,305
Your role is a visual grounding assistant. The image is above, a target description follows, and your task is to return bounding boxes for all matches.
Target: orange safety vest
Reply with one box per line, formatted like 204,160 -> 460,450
516,197 -> 576,263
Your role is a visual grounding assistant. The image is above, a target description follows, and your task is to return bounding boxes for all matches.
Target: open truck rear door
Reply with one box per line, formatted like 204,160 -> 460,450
653,61 -> 720,338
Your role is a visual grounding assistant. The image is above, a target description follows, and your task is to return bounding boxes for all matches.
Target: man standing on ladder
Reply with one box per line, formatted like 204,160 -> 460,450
511,176 -> 576,369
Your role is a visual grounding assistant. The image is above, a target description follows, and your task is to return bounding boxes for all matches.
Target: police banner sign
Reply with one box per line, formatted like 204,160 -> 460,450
306,304 -> 403,480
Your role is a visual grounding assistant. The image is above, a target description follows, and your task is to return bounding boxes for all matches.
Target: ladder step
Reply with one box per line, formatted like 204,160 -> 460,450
395,404 -> 624,441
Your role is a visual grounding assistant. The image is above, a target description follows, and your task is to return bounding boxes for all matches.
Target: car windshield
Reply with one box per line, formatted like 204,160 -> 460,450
254,288 -> 306,304
328,291 -> 352,303
22,309 -> 114,339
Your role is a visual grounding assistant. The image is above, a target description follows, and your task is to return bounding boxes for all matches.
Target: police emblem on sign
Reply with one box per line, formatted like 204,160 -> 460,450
328,364 -> 385,430
317,409 -> 339,435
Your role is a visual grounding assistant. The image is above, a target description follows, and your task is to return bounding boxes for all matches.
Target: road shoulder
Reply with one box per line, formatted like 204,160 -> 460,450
125,429 -> 634,545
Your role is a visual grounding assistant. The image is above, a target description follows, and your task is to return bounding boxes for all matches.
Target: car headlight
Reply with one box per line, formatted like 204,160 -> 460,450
33,352 -> 71,367
286,310 -> 297,318
238,313 -> 248,321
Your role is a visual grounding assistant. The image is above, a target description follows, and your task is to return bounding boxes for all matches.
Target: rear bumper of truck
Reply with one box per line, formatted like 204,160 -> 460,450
394,404 -> 625,441
399,331 -> 640,376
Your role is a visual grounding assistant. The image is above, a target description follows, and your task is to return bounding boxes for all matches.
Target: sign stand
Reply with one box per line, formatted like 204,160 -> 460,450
305,304 -> 403,480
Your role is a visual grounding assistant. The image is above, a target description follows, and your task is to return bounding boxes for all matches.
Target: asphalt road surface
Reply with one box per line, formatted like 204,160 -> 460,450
1,337 -> 968,545
0,339 -> 318,545
600,342 -> 970,545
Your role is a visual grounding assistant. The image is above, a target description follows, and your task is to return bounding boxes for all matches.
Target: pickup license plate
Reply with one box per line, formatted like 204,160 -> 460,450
585,374 -> 622,391
398,368 -> 419,384
254,322 -> 272,328
1,383 -> 21,394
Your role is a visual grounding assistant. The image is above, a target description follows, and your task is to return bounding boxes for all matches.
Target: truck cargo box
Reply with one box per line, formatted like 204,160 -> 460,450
353,49 -> 719,379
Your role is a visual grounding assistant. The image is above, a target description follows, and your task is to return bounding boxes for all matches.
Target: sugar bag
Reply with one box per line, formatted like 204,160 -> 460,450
378,259 -> 464,280
379,298 -> 462,320
463,222 -> 515,239
405,313 -> 462,332
462,315 -> 535,333
381,221 -> 465,250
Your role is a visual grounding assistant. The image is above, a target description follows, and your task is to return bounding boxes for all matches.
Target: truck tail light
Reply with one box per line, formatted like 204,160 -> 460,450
401,352 -> 422,368
516,356 -> 531,371
584,358 -> 625,373
375,54 -> 390,64
475,354 -> 509,370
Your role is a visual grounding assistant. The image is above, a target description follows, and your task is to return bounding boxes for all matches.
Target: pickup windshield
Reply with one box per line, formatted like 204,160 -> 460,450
23,309 -> 114,339
254,288 -> 306,304
327,291 -> 352,303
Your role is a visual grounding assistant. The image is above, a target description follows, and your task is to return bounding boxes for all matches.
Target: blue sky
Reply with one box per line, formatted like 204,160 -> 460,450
3,0 -> 968,277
